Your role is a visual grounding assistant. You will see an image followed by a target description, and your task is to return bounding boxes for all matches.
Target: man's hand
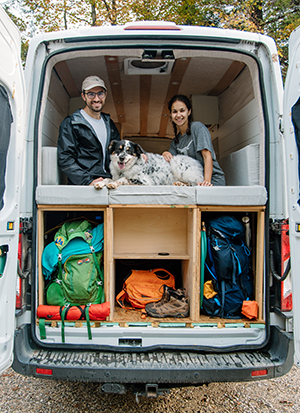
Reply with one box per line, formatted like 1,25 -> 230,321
89,177 -> 104,186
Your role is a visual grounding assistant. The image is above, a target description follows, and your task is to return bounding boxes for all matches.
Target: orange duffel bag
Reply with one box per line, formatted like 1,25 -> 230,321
116,268 -> 175,309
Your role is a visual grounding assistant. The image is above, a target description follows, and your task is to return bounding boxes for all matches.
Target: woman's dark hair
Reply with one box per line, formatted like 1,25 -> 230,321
168,95 -> 193,140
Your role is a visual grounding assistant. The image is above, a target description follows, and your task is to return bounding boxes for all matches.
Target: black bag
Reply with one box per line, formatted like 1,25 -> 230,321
202,215 -> 253,318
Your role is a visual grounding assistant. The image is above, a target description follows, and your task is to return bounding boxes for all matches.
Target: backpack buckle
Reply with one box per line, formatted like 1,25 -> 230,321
85,231 -> 93,241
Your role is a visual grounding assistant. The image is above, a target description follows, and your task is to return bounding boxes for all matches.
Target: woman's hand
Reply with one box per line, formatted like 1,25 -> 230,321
200,149 -> 213,186
197,181 -> 213,187
162,151 -> 173,162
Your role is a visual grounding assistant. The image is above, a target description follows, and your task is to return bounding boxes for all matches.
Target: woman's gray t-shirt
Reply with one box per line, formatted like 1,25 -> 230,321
169,121 -> 225,186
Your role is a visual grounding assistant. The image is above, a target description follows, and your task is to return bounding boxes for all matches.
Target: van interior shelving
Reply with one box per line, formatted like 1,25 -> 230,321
35,42 -> 267,348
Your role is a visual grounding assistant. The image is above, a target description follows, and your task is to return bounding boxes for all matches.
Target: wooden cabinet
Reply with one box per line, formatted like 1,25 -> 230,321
106,205 -> 200,321
37,203 -> 265,324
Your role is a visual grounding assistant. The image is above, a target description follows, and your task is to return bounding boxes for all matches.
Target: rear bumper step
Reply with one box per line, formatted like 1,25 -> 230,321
13,325 -> 293,386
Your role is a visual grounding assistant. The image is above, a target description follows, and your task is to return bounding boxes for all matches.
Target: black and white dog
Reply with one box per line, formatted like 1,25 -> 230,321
94,140 -> 204,189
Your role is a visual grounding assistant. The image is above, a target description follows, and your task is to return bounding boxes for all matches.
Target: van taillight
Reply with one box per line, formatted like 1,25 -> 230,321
251,369 -> 268,377
281,220 -> 292,311
36,368 -> 53,376
16,226 -> 23,310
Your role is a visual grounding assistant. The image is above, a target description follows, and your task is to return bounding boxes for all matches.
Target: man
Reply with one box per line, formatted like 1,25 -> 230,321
57,75 -> 120,185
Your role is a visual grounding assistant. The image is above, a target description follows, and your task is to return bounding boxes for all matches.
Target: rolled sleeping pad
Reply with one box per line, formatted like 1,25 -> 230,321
37,301 -> 110,321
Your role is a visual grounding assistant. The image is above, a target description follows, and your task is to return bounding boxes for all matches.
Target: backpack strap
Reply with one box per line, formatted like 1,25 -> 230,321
116,289 -> 135,310
59,305 -> 93,343
231,249 -> 240,284
89,244 -> 104,282
85,305 -> 92,340
60,305 -> 69,343
57,253 -> 63,280
206,238 -> 217,278
220,280 -> 225,318
152,268 -> 174,280
88,240 -> 105,303
200,226 -> 207,307
39,318 -> 46,340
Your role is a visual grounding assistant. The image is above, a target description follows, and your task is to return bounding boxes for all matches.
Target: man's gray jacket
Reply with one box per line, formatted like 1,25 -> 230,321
57,110 -> 120,185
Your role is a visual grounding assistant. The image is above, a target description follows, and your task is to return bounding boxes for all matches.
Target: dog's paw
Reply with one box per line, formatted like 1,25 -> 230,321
94,180 -> 109,190
107,181 -> 120,189
173,181 -> 186,186
94,182 -> 105,190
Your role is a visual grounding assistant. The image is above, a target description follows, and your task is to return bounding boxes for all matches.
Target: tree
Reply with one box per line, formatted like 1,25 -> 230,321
129,0 -> 221,26
217,0 -> 300,78
2,0 -> 29,65
14,0 -> 134,30
2,0 -> 300,77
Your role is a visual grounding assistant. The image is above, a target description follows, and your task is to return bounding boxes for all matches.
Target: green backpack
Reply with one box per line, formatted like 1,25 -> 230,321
46,220 -> 104,307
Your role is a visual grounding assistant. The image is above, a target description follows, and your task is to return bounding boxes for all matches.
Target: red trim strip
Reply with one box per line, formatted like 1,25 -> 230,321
124,26 -> 181,31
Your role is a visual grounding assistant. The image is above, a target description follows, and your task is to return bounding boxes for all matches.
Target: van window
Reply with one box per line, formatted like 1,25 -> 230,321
0,85 -> 13,210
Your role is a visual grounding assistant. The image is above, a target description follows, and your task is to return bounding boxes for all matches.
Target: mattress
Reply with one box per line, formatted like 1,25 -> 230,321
36,185 -> 267,206
35,185 -> 109,205
195,185 -> 267,206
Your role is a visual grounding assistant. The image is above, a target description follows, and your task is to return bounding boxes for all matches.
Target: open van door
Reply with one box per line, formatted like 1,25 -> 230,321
284,26 -> 300,367
0,6 -> 25,374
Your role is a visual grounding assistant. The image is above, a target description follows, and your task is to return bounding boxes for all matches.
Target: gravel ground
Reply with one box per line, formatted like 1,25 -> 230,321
0,365 -> 299,412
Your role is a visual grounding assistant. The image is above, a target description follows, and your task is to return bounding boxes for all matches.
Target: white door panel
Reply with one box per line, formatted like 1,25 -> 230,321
0,6 -> 25,374
284,25 -> 300,367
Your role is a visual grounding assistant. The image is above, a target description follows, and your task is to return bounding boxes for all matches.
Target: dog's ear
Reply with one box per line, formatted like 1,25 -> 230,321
108,140 -> 118,154
134,143 -> 144,158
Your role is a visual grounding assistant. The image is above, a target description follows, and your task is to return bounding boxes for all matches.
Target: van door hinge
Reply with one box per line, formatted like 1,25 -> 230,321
279,115 -> 284,133
20,217 -> 33,234
19,218 -> 33,280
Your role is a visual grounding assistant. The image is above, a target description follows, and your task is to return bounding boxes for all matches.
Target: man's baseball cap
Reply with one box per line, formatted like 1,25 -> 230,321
82,76 -> 107,92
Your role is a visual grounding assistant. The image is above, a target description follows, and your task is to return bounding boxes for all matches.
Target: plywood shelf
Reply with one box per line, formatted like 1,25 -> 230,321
113,253 -> 190,260
111,307 -> 265,325
112,305 -> 193,323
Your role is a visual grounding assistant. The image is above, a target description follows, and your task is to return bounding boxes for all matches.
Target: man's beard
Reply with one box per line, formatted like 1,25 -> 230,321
87,101 -> 103,113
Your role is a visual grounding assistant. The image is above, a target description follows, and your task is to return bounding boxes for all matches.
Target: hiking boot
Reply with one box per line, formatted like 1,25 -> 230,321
145,285 -> 189,318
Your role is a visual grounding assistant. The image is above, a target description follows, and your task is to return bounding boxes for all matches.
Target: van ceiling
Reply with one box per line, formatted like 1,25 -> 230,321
54,53 -> 245,139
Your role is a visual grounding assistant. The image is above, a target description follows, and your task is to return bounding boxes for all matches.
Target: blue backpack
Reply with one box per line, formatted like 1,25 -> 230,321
202,215 -> 253,318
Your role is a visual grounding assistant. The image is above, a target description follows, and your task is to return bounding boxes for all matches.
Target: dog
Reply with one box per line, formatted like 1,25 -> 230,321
94,140 -> 204,189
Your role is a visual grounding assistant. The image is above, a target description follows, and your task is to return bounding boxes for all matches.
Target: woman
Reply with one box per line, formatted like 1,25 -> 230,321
163,95 -> 225,186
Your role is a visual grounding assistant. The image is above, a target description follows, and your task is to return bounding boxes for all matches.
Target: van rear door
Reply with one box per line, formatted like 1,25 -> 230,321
284,25 -> 300,367
0,6 -> 25,374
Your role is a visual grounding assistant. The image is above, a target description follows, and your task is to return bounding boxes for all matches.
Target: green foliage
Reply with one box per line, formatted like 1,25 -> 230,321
129,0 -> 221,26
2,0 -> 300,77
217,0 -> 300,78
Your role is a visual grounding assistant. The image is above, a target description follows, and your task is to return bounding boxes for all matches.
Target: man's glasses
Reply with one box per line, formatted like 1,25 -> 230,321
85,91 -> 106,99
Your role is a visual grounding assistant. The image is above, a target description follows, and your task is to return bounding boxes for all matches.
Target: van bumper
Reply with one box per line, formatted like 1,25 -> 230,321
12,325 -> 293,392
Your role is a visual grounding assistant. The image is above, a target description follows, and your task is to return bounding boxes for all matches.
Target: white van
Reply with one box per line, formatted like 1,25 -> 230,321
0,7 -> 299,396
